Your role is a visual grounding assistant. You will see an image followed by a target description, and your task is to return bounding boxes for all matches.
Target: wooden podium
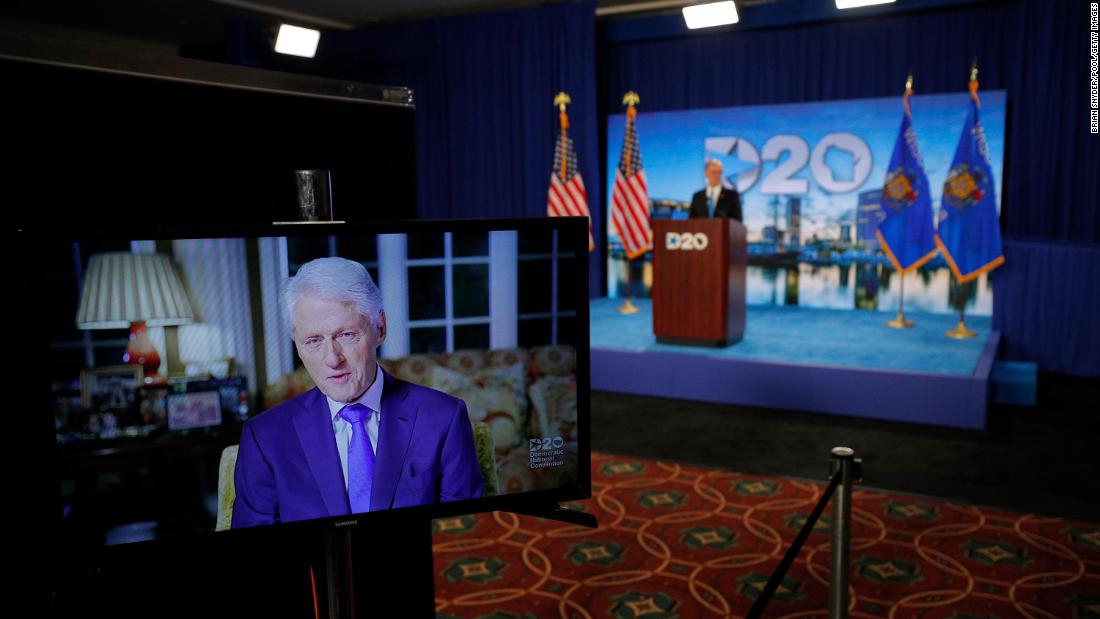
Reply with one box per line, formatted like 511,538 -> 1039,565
652,218 -> 747,347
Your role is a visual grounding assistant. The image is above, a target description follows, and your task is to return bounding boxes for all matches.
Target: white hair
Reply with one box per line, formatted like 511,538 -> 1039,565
283,257 -> 383,335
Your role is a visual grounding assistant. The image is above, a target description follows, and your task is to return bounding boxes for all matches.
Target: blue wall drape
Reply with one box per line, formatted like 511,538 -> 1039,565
602,0 -> 1099,375
993,241 -> 1100,376
233,2 -> 603,298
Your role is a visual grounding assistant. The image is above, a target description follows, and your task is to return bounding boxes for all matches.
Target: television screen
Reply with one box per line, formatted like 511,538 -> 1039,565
24,218 -> 590,553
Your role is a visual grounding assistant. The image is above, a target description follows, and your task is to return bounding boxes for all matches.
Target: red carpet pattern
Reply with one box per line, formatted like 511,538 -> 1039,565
431,453 -> 1100,618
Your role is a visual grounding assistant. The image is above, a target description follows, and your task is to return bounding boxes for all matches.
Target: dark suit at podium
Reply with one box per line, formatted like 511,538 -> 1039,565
689,186 -> 742,222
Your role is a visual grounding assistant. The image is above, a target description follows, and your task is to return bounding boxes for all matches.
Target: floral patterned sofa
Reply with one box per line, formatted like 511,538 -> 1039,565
262,345 -> 579,497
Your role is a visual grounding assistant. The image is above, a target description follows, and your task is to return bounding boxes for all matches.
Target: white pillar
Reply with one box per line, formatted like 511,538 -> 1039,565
443,232 -> 454,352
377,234 -> 410,359
489,230 -> 518,349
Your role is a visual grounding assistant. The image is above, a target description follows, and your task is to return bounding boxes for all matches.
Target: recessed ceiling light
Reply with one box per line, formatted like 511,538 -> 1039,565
274,24 -> 320,58
836,0 -> 897,9
682,1 -> 740,30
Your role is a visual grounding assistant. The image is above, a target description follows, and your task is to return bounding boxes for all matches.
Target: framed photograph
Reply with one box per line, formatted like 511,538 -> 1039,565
166,390 -> 223,431
183,376 -> 248,421
138,385 -> 170,427
81,365 -> 144,411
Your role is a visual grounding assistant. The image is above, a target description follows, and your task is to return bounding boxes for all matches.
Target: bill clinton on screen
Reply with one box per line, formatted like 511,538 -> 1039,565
232,257 -> 483,528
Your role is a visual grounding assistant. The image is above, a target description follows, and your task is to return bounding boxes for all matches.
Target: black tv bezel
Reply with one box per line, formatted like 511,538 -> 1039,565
19,216 -> 592,556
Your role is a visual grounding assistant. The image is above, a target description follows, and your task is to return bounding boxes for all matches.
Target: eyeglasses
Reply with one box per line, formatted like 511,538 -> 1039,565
297,330 -> 363,354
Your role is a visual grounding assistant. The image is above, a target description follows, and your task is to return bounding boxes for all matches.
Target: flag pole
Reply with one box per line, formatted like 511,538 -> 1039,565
887,72 -> 917,330
619,264 -> 640,314
549,92 -> 596,253
554,92 -> 571,183
618,91 -> 642,315
947,297 -> 977,339
946,61 -> 980,340
887,272 -> 914,329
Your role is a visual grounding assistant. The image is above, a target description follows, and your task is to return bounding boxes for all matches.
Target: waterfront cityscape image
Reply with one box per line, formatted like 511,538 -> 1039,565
606,91 -> 1006,316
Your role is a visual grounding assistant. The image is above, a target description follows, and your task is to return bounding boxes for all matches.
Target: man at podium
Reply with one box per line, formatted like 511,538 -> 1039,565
690,159 -> 742,222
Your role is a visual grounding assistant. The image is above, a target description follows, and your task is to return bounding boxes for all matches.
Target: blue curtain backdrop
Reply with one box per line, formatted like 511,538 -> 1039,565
225,2 -> 602,298
602,0 -> 1099,375
993,241 -> 1100,376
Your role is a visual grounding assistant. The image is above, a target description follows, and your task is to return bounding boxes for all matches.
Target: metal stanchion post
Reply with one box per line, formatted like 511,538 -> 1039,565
746,448 -> 862,619
829,447 -> 858,619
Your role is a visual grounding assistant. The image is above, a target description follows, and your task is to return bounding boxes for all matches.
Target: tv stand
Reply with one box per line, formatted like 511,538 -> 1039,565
510,503 -> 598,528
317,503 -> 596,618
318,514 -> 433,618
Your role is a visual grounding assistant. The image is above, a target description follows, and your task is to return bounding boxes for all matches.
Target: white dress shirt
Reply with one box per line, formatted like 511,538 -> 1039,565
326,363 -> 384,491
707,184 -> 722,216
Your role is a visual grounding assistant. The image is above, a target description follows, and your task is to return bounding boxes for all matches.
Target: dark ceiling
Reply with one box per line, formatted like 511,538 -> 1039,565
0,1 -> 987,54
0,0 -> 649,51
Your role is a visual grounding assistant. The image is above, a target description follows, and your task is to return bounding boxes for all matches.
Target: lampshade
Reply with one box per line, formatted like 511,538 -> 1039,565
76,252 -> 195,329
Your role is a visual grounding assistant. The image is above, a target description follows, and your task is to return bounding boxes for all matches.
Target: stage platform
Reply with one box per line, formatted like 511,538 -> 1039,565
589,298 -> 998,429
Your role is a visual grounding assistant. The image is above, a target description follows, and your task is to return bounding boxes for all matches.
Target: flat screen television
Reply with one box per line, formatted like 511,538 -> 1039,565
17,217 -> 591,614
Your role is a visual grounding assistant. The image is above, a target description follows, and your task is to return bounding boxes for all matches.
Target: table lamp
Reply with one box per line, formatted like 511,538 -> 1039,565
76,252 -> 195,383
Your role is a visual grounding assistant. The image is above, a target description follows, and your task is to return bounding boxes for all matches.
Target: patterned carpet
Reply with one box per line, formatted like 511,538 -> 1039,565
431,453 -> 1100,618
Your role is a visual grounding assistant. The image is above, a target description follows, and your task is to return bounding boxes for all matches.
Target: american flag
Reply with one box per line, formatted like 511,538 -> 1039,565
610,109 -> 651,259
547,132 -> 594,251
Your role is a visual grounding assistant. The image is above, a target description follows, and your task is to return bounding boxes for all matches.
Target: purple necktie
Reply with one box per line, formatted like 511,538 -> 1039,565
338,403 -> 375,513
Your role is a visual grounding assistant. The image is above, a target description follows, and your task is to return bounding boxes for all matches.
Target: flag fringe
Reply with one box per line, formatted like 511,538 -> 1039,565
934,236 -> 1004,283
876,230 -> 940,274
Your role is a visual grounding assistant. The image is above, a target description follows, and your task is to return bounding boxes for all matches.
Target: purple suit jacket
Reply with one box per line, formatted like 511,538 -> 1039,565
231,371 -> 483,528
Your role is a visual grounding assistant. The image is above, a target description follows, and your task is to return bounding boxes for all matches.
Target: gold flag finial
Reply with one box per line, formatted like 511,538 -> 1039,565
903,72 -> 914,117
554,91 -> 572,112
622,91 -> 640,107
555,92 -> 571,180
968,58 -> 980,106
